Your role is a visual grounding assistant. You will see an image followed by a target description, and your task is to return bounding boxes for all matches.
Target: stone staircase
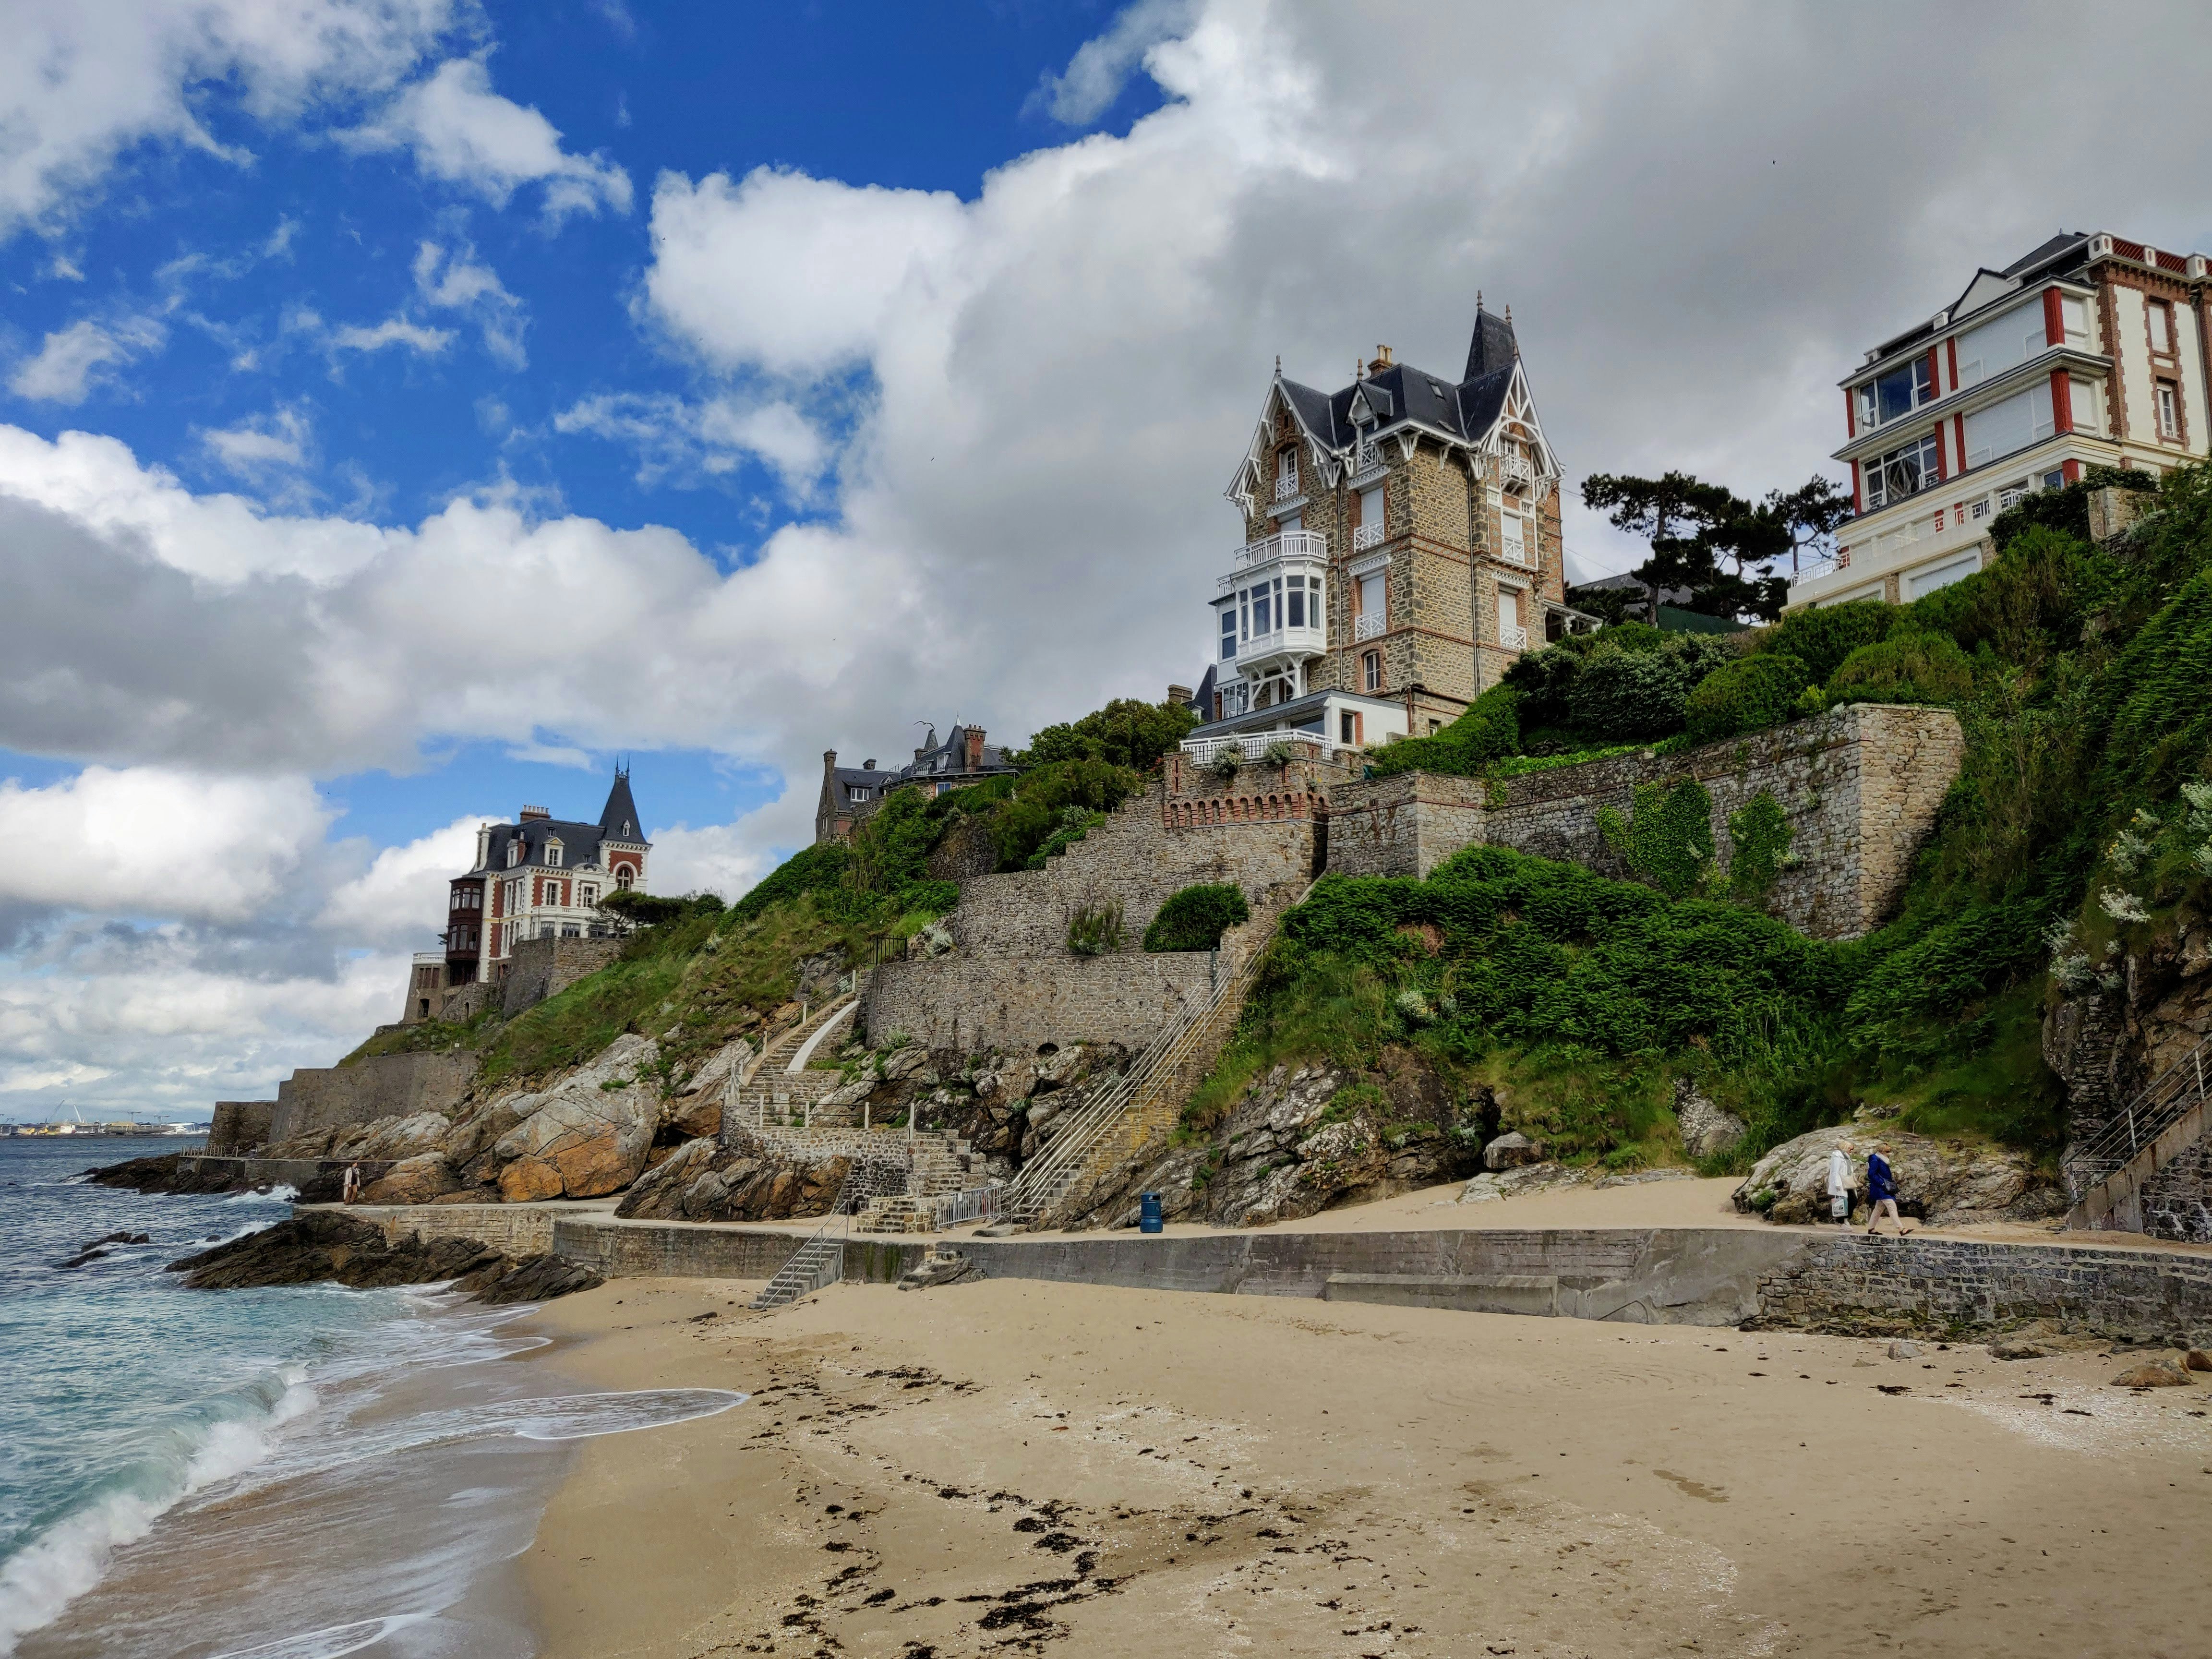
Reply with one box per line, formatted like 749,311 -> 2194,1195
998,886 -> 1309,1228
2069,1034 -> 2211,1232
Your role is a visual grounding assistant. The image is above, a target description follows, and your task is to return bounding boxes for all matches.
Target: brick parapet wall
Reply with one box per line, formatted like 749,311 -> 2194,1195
1320,704 -> 1963,940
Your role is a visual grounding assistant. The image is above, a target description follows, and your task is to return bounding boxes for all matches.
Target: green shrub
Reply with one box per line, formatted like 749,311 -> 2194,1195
1067,901 -> 1124,956
1683,652 -> 1810,744
990,758 -> 1141,871
1024,806 -> 1106,870
1142,882 -> 1250,951
1597,778 -> 1717,900
1564,635 -> 1732,741
1016,697 -> 1198,771
1827,632 -> 1974,707
1366,684 -> 1520,779
1750,599 -> 1896,684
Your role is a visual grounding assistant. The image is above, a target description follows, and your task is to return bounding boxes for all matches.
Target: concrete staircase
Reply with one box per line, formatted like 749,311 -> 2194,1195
726,983 -> 866,1131
2068,1035 -> 2211,1232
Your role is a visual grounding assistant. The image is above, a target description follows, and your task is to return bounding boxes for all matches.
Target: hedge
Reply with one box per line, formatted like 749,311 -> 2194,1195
1683,652 -> 1811,744
1142,882 -> 1251,951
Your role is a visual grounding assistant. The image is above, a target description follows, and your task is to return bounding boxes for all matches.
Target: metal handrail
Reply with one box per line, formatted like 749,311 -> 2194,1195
2075,1035 -> 2210,1172
1001,879 -> 1316,1224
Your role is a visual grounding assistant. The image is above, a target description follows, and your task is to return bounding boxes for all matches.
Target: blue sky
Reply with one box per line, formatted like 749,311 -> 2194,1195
4,0 -> 2210,1118
1,2 -> 1164,869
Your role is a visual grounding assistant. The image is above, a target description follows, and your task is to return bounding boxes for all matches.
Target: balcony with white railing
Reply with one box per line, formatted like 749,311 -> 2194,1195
1352,521 -> 1384,553
1227,528 -> 1327,576
1181,730 -> 1337,766
1499,623 -> 1528,651
1273,470 -> 1299,503
1353,612 -> 1385,642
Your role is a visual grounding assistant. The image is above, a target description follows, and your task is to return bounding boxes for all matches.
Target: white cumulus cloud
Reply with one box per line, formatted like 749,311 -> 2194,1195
0,767 -> 330,923
318,812 -> 491,946
351,57 -> 633,224
0,0 -> 459,241
8,315 -> 167,403
553,392 -> 826,490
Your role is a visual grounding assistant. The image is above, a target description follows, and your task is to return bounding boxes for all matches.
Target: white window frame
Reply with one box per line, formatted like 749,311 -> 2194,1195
545,840 -> 563,867
1863,431 -> 1942,508
1361,649 -> 1382,693
2157,380 -> 2180,439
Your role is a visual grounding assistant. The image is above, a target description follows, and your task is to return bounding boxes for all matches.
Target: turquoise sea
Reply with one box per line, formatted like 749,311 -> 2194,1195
0,1137 -> 741,1659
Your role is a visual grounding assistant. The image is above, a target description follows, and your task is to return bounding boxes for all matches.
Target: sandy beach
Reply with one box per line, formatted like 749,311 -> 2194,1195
517,1225 -> 2212,1659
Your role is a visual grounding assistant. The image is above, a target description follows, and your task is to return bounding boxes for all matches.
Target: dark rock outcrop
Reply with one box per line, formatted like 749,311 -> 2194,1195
84,1153 -> 247,1195
165,1211 -> 601,1302
615,1133 -> 855,1222
1062,1052 -> 1487,1231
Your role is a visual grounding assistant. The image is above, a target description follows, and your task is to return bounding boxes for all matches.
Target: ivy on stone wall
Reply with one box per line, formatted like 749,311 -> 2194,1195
1596,778 -> 1717,901
1724,791 -> 1794,902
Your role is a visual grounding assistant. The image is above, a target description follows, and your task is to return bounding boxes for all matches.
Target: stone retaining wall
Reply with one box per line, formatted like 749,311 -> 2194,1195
348,1200 -> 588,1256
863,950 -> 1218,1054
269,1050 -> 479,1145
1750,1233 -> 2212,1343
1322,703 -> 1964,940
950,778 -> 1314,960
503,935 -> 622,1016
208,1100 -> 275,1154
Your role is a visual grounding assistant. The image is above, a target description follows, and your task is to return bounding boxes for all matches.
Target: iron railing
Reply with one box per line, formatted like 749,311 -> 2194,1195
2075,1035 -> 2210,1175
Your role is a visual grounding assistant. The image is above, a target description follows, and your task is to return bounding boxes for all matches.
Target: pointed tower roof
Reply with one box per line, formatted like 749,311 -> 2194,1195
598,767 -> 644,843
1463,303 -> 1518,382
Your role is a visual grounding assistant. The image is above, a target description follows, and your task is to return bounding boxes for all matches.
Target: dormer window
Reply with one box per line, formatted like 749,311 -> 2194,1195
506,840 -> 521,868
545,840 -> 563,867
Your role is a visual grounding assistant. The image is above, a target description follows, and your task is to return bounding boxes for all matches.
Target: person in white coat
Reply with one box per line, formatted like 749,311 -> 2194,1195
1826,1144 -> 1852,1228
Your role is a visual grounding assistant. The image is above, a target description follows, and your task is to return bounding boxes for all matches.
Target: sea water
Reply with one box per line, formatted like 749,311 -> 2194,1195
0,1139 -> 742,1658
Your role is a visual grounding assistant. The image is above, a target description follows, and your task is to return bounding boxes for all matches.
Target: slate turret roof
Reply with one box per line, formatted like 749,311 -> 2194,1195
1274,305 -> 1523,453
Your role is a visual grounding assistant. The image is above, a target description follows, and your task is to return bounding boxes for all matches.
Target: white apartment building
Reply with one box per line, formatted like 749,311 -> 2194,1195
1791,230 -> 2211,608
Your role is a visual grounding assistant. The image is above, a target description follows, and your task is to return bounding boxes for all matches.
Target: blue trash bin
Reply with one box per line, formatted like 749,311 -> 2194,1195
1139,1192 -> 1163,1234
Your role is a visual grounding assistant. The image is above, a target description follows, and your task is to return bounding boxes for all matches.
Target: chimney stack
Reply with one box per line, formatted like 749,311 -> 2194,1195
1167,684 -> 1192,707
1368,345 -> 1394,375
863,758 -> 876,771
965,727 -> 985,772
519,804 -> 551,822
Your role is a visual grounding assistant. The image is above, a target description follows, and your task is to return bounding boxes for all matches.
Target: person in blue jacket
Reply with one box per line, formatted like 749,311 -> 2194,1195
1864,1142 -> 1910,1236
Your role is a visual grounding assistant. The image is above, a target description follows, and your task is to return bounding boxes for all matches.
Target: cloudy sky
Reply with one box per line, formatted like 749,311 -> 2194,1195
3,0 -> 2209,1120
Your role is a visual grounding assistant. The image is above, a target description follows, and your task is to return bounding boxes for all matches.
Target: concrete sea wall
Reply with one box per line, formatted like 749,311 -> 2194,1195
333,1204 -> 2212,1343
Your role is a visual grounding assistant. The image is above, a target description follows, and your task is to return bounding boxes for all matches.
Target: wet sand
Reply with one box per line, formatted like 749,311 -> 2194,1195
521,1265 -> 2212,1658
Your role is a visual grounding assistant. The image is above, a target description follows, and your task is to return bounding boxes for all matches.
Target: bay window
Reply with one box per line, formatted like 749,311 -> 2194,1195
1856,356 -> 1934,430
1863,431 -> 1941,508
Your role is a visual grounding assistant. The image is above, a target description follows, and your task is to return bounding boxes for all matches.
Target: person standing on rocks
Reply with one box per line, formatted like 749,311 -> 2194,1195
342,1162 -> 361,1205
1863,1143 -> 1909,1236
1827,1144 -> 1853,1228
